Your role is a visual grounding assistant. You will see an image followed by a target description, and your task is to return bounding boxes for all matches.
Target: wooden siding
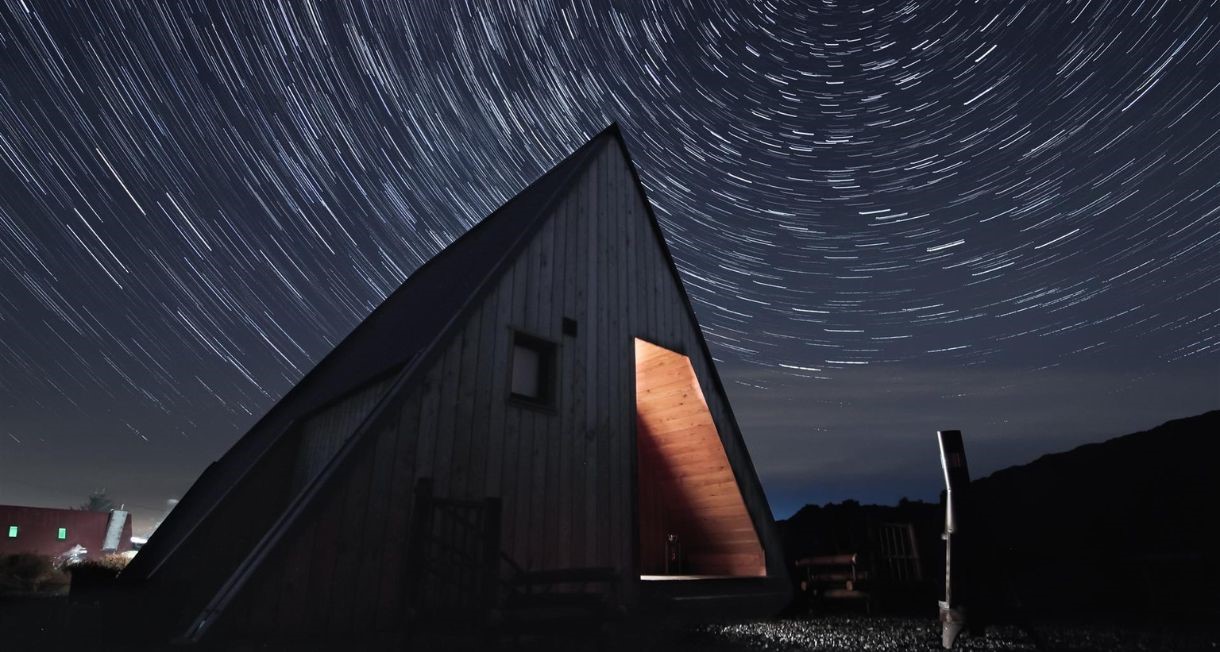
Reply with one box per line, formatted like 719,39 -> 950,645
635,339 -> 765,576
291,378 -> 397,492
220,138 -> 782,638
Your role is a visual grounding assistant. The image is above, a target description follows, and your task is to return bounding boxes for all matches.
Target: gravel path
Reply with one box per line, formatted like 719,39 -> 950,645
668,616 -> 1219,652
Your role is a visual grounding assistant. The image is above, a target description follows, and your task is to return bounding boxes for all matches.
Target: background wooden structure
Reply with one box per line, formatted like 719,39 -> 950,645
0,505 -> 133,559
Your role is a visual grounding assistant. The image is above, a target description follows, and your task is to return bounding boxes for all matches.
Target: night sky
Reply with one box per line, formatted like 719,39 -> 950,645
1,1 -> 1217,532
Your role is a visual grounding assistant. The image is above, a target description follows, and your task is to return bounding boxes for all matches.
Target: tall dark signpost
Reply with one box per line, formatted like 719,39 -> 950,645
938,429 -> 971,649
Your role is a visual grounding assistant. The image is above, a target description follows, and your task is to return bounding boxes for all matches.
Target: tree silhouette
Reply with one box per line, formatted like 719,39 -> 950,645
79,489 -> 115,512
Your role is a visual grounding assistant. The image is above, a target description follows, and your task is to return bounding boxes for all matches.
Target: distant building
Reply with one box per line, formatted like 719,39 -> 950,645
0,504 -> 133,559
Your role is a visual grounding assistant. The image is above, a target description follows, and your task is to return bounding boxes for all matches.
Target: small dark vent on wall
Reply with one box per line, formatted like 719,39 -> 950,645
562,317 -> 578,337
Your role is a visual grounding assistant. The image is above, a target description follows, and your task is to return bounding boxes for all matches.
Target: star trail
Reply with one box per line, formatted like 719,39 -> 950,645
1,1 -> 1217,523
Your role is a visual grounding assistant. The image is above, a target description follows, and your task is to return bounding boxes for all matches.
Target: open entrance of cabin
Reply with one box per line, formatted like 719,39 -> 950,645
634,338 -> 766,580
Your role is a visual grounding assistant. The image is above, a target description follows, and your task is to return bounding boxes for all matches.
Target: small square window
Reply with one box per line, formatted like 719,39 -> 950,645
510,332 -> 556,407
57,527 -> 68,540
6,525 -> 16,538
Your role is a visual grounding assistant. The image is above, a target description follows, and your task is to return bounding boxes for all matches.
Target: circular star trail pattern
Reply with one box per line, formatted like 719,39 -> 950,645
0,2 -> 1217,474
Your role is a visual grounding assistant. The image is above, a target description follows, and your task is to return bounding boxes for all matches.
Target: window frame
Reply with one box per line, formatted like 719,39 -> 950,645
57,527 -> 68,540
508,329 -> 559,412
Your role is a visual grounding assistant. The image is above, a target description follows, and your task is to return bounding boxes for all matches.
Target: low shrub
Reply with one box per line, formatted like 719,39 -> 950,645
66,553 -> 130,591
0,553 -> 70,593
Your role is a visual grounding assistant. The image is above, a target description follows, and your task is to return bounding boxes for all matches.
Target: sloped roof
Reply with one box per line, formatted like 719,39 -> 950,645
139,124 -> 790,641
124,124 -> 616,581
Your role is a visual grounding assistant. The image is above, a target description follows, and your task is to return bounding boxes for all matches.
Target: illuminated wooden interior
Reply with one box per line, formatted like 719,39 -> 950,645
635,338 -> 766,578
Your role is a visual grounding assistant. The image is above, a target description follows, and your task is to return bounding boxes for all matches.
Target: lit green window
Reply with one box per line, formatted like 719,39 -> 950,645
57,527 -> 67,540
6,525 -> 16,538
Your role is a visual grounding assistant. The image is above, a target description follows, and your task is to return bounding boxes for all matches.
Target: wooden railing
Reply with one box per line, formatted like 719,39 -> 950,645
875,522 -> 923,583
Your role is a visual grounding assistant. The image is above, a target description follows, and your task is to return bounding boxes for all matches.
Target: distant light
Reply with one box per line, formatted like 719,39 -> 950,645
130,536 -> 148,545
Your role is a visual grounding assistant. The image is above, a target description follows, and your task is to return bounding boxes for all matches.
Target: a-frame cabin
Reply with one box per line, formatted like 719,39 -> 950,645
120,124 -> 790,647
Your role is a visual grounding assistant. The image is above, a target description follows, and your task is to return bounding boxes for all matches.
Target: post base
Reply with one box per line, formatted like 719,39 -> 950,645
938,601 -> 966,649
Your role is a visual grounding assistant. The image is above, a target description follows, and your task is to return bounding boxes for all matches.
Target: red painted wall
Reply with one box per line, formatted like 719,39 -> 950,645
0,505 -> 132,558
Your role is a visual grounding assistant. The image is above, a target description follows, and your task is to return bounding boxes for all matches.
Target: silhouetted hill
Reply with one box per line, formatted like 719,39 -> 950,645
780,499 -> 940,562
779,411 -> 1220,619
971,410 -> 1219,557
965,410 -> 1220,618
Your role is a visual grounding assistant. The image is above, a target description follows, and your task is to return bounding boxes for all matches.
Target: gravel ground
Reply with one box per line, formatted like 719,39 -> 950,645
670,616 -> 1220,652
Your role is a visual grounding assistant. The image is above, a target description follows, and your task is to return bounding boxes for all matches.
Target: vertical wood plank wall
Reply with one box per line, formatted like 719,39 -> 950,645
226,139 -> 777,638
635,340 -> 766,576
291,378 -> 397,492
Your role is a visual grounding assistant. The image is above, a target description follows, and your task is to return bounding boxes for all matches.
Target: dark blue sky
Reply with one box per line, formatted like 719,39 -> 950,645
0,1 -> 1217,531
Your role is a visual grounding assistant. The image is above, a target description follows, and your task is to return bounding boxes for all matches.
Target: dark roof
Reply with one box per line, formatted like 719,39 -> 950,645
124,124 -> 617,581
269,126 -> 611,412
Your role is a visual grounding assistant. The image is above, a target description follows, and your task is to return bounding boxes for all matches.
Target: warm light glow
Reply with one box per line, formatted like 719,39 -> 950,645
634,338 -> 766,578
